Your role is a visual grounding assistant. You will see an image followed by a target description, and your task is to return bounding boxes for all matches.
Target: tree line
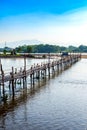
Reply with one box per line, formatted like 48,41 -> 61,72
1,44 -> 87,55
15,44 -> 87,53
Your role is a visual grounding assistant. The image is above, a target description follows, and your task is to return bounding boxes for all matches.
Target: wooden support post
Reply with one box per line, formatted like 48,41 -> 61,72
24,55 -> 26,70
61,58 -> 63,71
0,59 -> 1,96
22,68 -> 26,88
14,79 -> 16,88
23,77 -> 25,88
41,70 -> 42,78
30,74 -> 32,87
62,60 -> 64,70
22,69 -> 25,88
52,66 -> 54,74
65,61 -> 67,69
53,64 -> 55,73
15,68 -> 17,74
0,83 -> 1,97
32,70 -> 35,86
64,59 -> 66,69
9,80 -> 11,92
59,60 -> 61,72
14,68 -> 17,88
24,55 -> 26,81
45,68 -> 46,77
57,61 -> 59,72
38,70 -> 40,80
20,68 -> 22,85
11,67 -> 15,97
52,62 -> 53,73
70,57 -> 72,65
41,70 -> 43,79
30,66 -> 33,87
68,58 -> 69,67
0,59 -> 1,72
48,63 -> 50,78
36,71 -> 38,79
2,70 -> 5,96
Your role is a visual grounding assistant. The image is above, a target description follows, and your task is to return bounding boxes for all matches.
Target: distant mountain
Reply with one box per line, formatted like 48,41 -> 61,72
0,47 -> 12,52
0,40 -> 46,48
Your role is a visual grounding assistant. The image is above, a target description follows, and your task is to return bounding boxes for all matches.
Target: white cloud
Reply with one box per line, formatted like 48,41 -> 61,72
0,8 -> 87,46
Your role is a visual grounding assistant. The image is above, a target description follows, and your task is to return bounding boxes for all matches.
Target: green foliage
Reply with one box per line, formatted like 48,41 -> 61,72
10,49 -> 16,55
15,44 -> 61,53
3,49 -> 6,55
10,44 -> 87,53
79,45 -> 87,52
27,46 -> 32,53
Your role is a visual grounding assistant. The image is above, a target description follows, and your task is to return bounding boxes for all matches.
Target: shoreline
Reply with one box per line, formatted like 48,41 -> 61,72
81,55 -> 87,59
0,54 -> 87,59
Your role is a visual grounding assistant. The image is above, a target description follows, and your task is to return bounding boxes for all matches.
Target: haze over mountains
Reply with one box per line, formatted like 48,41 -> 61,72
0,40 -> 46,48
0,39 -> 85,50
0,39 -> 87,53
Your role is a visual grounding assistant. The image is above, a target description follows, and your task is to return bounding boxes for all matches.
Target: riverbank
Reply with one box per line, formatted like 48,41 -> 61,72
0,54 -> 35,58
0,53 -> 87,59
81,54 -> 87,58
0,54 -> 57,59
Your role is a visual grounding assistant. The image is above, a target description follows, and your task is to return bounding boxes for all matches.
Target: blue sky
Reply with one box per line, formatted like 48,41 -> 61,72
0,0 -> 87,47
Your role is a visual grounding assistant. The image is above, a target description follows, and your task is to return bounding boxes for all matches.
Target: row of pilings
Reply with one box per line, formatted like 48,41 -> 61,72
0,54 -> 81,100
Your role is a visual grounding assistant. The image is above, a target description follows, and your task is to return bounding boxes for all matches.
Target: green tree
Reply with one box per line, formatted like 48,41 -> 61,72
27,46 -> 32,53
3,49 -> 6,55
10,49 -> 16,55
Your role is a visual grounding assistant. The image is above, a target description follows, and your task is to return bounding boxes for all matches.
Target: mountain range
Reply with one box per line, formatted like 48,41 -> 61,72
0,40 -> 46,48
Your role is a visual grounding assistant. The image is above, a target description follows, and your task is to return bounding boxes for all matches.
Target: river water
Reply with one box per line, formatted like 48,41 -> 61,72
0,58 -> 87,130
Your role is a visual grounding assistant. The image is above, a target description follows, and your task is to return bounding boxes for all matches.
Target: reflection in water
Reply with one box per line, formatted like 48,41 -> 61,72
0,74 -> 52,130
1,59 -> 87,130
0,74 -> 51,115
0,68 -> 61,130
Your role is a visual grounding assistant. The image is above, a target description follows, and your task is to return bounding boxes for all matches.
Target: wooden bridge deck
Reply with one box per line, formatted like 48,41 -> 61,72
0,54 -> 81,97
0,55 -> 80,83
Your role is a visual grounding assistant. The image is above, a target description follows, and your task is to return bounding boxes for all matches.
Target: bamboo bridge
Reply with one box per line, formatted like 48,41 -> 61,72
0,54 -> 81,98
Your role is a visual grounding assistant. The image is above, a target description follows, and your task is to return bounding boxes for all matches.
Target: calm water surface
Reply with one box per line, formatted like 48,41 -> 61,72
1,58 -> 50,72
0,58 -> 87,130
